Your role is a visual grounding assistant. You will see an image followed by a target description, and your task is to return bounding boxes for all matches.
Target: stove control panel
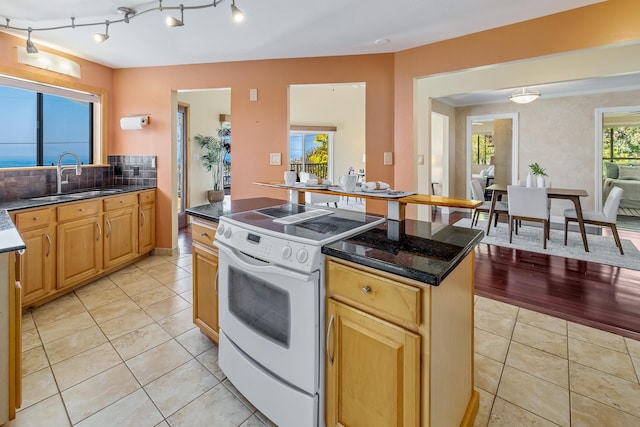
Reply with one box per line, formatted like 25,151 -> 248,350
215,219 -> 323,273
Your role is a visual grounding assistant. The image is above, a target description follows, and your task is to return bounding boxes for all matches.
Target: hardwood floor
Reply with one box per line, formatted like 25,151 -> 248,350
178,211 -> 640,340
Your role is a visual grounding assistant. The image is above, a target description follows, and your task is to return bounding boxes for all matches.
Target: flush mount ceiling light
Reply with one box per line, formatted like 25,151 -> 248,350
93,20 -> 110,43
165,4 -> 185,27
231,0 -> 244,22
4,0 -> 244,53
509,87 -> 541,104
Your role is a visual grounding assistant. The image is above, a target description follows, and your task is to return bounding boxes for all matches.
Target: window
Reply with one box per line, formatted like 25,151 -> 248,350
289,129 -> 334,179
472,133 -> 494,166
0,77 -> 95,168
602,126 -> 640,164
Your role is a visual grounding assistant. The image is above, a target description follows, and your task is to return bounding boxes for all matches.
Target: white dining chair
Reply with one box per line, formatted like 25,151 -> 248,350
299,172 -> 340,207
507,186 -> 550,249
564,186 -> 624,255
470,179 -> 508,227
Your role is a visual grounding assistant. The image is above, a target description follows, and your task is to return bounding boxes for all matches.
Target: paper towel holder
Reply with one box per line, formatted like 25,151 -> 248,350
120,114 -> 151,130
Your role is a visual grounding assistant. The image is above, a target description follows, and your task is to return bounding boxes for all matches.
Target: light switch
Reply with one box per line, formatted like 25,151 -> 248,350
384,152 -> 393,165
417,154 -> 425,165
250,88 -> 258,101
270,152 -> 281,165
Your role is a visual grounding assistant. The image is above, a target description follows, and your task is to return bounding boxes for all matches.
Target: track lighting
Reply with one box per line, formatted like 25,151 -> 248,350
6,0 -> 245,50
231,0 -> 244,22
509,88 -> 541,104
166,4 -> 185,27
93,20 -> 110,43
26,27 -> 38,53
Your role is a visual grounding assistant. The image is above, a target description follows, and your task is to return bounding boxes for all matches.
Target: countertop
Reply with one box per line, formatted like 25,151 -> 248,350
0,185 -> 156,212
185,197 -> 288,222
0,210 -> 25,254
322,219 -> 483,286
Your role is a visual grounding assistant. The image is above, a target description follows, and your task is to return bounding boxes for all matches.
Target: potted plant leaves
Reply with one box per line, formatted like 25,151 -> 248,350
195,129 -> 231,203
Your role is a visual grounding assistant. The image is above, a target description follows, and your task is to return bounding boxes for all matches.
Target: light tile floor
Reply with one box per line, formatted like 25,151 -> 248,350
8,253 -> 640,426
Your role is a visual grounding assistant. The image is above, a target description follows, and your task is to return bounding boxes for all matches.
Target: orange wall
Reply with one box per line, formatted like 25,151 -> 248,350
393,0 -> 640,209
112,55 -> 395,248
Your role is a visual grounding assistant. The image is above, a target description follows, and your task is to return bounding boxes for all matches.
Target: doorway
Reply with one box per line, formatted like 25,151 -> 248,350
177,104 -> 188,229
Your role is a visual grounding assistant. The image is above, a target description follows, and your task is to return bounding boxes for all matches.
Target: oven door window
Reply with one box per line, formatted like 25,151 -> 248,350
228,265 -> 291,348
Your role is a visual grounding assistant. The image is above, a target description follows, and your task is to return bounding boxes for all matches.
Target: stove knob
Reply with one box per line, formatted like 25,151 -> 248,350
224,227 -> 232,239
217,224 -> 225,237
281,245 -> 292,259
296,248 -> 309,263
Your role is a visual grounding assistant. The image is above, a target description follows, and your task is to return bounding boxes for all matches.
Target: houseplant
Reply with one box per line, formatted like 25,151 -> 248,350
528,162 -> 548,187
195,129 -> 231,203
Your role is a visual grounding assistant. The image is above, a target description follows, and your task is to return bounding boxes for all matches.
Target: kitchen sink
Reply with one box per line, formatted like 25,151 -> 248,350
29,189 -> 125,202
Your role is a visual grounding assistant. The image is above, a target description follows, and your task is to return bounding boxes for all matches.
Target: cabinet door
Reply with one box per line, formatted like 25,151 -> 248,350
138,202 -> 155,254
325,299 -> 420,427
18,225 -> 55,305
192,244 -> 219,343
57,216 -> 103,289
104,206 -> 137,269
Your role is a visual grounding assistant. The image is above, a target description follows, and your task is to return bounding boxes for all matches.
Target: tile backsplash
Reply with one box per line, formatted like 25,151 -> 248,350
0,155 -> 156,202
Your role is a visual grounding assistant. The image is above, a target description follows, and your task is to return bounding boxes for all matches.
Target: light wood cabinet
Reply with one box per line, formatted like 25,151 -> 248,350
325,298 -> 420,427
138,190 -> 156,254
13,208 -> 56,305
325,255 -> 478,427
191,218 -> 219,342
103,194 -> 138,269
57,212 -> 103,290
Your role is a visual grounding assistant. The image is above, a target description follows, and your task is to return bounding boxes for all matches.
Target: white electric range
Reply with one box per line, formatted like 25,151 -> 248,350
214,203 -> 385,427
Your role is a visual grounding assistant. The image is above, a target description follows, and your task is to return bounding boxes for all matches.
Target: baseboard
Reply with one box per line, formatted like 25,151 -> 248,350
152,247 -> 179,256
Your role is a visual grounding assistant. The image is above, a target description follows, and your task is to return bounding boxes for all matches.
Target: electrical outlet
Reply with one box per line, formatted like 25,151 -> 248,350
133,166 -> 140,176
270,153 -> 281,165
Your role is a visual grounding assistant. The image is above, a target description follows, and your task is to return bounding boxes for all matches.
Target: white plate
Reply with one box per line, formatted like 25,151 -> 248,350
296,184 -> 329,189
361,188 -> 390,193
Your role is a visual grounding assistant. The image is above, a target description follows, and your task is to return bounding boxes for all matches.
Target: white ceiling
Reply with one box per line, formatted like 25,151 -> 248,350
1,0 -> 603,69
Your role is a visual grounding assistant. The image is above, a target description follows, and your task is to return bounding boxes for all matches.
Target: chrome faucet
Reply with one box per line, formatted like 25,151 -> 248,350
56,151 -> 82,194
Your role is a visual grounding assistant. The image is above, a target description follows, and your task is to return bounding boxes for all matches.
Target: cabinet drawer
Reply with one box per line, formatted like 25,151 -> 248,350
104,194 -> 138,211
327,260 -> 421,325
192,220 -> 217,249
139,190 -> 155,204
58,200 -> 101,222
15,208 -> 54,231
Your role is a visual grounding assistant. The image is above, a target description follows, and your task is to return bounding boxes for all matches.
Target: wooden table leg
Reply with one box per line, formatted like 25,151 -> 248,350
571,196 -> 590,252
486,190 -> 499,235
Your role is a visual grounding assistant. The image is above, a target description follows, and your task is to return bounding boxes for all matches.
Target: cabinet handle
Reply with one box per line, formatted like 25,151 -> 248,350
326,314 -> 335,366
140,211 -> 145,226
33,216 -> 39,221
45,234 -> 51,257
106,220 -> 112,238
96,222 -> 102,241
18,249 -> 25,256
362,286 -> 371,294
201,232 -> 209,238
79,208 -> 84,212
214,269 -> 219,295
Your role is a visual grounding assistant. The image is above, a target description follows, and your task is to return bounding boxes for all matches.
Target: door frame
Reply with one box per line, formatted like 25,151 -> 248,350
177,103 -> 189,228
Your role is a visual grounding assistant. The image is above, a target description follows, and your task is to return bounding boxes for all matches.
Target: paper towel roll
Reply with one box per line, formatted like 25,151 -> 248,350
120,116 -> 149,130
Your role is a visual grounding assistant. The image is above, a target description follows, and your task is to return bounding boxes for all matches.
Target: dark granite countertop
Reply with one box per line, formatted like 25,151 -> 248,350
322,219 -> 484,287
185,197 -> 288,222
0,209 -> 26,254
0,185 -> 156,211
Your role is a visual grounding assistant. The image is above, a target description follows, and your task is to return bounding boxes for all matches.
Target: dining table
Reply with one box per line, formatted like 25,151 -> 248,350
485,184 -> 591,252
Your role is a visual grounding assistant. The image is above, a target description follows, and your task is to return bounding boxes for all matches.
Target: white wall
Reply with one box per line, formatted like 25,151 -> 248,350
178,89 -> 231,208
289,84 -> 365,184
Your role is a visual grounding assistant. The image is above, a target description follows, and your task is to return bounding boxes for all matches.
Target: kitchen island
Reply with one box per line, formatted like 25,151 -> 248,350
323,219 -> 483,426
0,210 -> 26,423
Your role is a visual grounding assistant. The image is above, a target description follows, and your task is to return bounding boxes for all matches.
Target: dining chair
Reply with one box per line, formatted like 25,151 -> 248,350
470,179 -> 508,227
507,186 -> 550,249
564,186 -> 624,255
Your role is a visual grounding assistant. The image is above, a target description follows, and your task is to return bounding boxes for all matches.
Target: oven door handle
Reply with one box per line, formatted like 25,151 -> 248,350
217,244 -> 312,282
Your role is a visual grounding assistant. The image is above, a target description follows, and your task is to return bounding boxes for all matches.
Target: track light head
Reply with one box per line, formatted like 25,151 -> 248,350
26,27 -> 38,53
231,1 -> 244,22
93,20 -> 110,43
166,4 -> 184,27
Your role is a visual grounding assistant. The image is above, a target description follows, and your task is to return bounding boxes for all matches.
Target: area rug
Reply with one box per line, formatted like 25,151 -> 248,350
453,218 -> 640,271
